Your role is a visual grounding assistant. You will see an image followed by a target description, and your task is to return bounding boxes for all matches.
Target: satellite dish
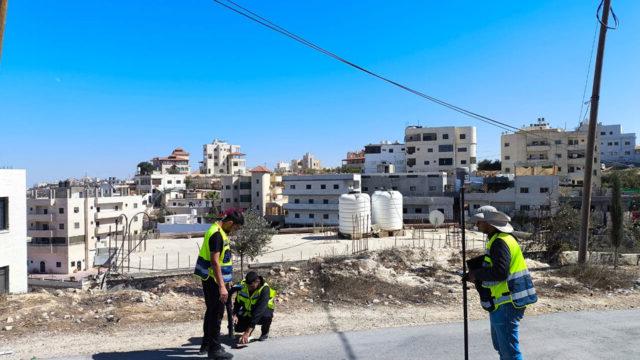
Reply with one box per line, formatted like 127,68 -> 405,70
429,210 -> 445,230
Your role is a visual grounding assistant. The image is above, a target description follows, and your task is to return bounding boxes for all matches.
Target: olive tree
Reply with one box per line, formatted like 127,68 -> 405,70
231,211 -> 276,277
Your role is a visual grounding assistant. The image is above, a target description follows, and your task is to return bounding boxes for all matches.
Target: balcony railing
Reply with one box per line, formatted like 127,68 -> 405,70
28,213 -> 54,222
28,229 -> 54,238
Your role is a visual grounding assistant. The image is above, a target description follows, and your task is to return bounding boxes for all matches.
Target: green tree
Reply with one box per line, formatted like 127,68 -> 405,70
167,165 -> 180,174
477,159 -> 501,171
231,211 -> 276,277
137,161 -> 155,175
610,174 -> 624,268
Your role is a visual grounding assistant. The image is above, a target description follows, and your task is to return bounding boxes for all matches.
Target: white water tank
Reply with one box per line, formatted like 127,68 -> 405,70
371,190 -> 403,231
339,193 -> 371,236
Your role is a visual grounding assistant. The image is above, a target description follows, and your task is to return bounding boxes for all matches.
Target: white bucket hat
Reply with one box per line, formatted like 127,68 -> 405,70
470,206 -> 513,233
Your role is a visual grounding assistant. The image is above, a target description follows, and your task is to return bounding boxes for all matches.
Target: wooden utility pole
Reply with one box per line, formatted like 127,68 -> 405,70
579,0 -> 612,264
0,0 -> 8,62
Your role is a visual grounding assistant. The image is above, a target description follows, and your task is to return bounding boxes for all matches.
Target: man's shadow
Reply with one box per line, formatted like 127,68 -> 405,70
91,337 -> 238,359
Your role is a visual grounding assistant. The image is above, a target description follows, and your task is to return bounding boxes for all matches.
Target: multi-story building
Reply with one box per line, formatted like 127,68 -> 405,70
134,173 -> 186,194
342,150 -> 365,173
283,174 -> 361,226
361,172 -> 454,221
220,166 -> 272,215
274,161 -> 291,174
151,147 -> 190,174
501,118 -> 601,187
27,183 -> 144,274
290,152 -> 322,173
165,190 -> 217,219
465,175 -> 560,218
587,123 -> 637,165
364,141 -> 406,173
404,126 -> 477,173
201,139 -> 247,175
0,169 -> 28,293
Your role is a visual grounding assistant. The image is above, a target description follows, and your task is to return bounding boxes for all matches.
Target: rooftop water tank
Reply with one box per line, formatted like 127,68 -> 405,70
371,190 -> 403,231
339,193 -> 371,237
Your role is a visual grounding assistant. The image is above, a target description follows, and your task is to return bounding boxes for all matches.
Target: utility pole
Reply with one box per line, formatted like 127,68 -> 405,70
0,0 -> 8,62
579,0 -> 612,264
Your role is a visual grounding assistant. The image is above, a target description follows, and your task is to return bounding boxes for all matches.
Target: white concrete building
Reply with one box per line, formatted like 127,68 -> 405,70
501,118 -> 601,187
27,184 -> 144,274
275,161 -> 291,174
201,139 -> 247,175
283,174 -> 361,226
364,141 -> 407,174
134,173 -> 186,195
404,126 -> 477,173
291,152 -> 322,173
589,123 -> 638,165
0,170 -> 28,294
151,147 -> 190,174
220,166 -> 272,215
465,175 -> 560,218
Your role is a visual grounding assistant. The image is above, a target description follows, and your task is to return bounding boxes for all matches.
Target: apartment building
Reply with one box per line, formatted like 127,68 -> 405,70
283,174 -> 361,226
134,173 -> 186,194
151,147 -> 190,174
364,141 -> 406,174
290,152 -> 322,173
0,170 -> 28,294
274,161 -> 291,174
342,150 -> 365,172
501,118 -> 601,187
165,190 -> 217,219
220,166 -> 272,215
201,139 -> 247,175
587,123 -> 637,165
27,183 -> 144,274
465,175 -> 560,218
404,126 -> 477,173
361,172 -> 453,221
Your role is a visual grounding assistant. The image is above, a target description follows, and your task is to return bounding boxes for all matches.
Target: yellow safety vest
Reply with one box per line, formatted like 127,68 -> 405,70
236,280 -> 276,318
194,223 -> 233,283
480,233 -> 537,311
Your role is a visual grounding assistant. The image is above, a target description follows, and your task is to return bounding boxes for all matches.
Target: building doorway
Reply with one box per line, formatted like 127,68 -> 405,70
0,266 -> 8,294
39,261 -> 46,273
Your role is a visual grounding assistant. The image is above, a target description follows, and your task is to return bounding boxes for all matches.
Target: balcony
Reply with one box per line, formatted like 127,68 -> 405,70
28,213 -> 54,222
283,203 -> 338,211
95,210 -> 123,220
526,144 -> 550,152
28,229 -> 54,238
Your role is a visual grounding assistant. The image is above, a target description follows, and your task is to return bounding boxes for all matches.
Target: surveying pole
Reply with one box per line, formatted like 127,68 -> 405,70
0,0 -> 8,62
578,0 -> 612,264
460,186 -> 469,360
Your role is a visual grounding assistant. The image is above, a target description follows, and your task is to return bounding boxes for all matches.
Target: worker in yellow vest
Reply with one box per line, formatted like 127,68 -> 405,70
464,207 -> 537,360
232,271 -> 276,346
194,210 -> 244,360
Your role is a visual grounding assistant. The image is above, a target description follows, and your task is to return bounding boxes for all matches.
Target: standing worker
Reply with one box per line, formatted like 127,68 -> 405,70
194,210 -> 244,360
232,271 -> 276,345
463,207 -> 537,360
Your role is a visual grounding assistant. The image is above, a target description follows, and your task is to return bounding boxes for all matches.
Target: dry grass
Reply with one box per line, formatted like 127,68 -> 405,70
555,264 -> 639,290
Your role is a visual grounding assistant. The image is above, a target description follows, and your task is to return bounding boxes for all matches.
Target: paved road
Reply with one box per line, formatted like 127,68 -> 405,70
52,309 -> 640,360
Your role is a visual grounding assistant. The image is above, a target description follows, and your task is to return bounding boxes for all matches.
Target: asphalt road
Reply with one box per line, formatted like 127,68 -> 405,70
52,309 -> 640,360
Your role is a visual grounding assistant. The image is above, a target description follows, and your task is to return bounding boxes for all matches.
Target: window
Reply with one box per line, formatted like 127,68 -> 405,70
308,213 -> 315,219
0,197 -> 7,230
438,158 -> 453,166
133,216 -> 138,222
306,184 -> 312,189
458,147 -> 467,152
294,213 -> 300,218
427,148 -> 433,153
134,203 -> 138,209
461,160 -> 467,165
114,206 -> 119,211
505,167 -> 511,173
569,166 -> 575,173
333,184 -> 339,189
74,222 -> 80,229
438,144 -> 453,152
43,208 -> 48,214
289,185 -> 296,189
609,131 -> 613,135
294,199 -> 300,204
614,141 -> 619,146
625,141 -> 631,146
607,142 -> 613,146
392,186 -> 398,191
71,261 -> 75,267
363,187 -> 368,191
422,133 -> 437,141
389,149 -> 394,153
176,180 -> 182,184
73,207 -> 79,213
600,131 -> 606,136
320,184 -> 326,189
540,187 -> 549,193
415,208 -> 423,214
422,161 -> 428,165
555,140 -> 562,145
556,153 -> 562,159
520,187 -> 529,194
442,134 -> 449,140
167,180 -> 172,184
225,185 -> 231,190
470,157 -> 477,164
308,199 -> 314,204
239,195 -> 251,202
410,186 -> 417,192
256,192 -> 260,197
323,199 -> 329,204
406,146 -> 416,154
568,139 -> 579,145
59,208 -> 64,214
256,179 -> 260,184
56,262 -> 61,268
460,134 -> 466,140
504,142 -> 510,147
59,223 -> 65,230
226,198 -> 231,203
520,205 -> 531,211
504,156 -> 510,160
323,214 -> 329,220
429,186 -> 437,191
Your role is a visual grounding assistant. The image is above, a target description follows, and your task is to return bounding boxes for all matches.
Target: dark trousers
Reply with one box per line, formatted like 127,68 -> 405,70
202,278 -> 225,351
235,315 -> 273,336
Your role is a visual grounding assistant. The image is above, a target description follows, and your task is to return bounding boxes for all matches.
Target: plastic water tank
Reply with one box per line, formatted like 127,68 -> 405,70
339,193 -> 371,236
371,191 -> 403,231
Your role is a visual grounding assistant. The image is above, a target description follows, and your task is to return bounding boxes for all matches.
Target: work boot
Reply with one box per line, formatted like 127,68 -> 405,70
208,347 -> 233,359
198,341 -> 208,355
258,333 -> 269,341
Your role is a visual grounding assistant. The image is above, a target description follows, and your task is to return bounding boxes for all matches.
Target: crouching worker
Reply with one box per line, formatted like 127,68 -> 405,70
233,271 -> 276,345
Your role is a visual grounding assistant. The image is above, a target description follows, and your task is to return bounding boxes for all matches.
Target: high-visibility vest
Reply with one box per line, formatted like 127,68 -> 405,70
194,223 -> 233,284
480,232 -> 537,312
236,280 -> 276,318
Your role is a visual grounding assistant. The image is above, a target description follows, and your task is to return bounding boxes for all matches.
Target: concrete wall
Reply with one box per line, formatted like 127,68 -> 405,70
364,142 -> 407,174
404,126 -> 477,173
0,169 -> 28,293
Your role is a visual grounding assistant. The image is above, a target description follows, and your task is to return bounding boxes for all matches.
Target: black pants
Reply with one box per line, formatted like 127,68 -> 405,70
235,315 -> 273,336
202,278 -> 225,351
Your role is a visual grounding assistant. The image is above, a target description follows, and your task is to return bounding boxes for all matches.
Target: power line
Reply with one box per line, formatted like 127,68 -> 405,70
578,20 -> 599,125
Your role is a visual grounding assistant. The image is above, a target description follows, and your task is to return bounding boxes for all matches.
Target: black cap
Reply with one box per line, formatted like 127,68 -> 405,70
245,271 -> 259,284
221,210 -> 244,225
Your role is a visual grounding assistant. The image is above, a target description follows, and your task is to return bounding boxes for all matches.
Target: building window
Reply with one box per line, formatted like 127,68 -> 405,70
308,199 -> 314,204
410,186 -> 417,192
294,213 -> 300,218
56,262 -> 62,268
59,223 -> 65,230
470,157 -> 477,164
460,134 -> 466,140
427,148 -> 433,153
0,197 -> 7,230
321,184 -> 326,189
407,158 -> 416,167
625,141 -> 631,146
167,180 -> 173,184
306,184 -> 312,189
115,206 -> 119,211
294,199 -> 300,204
504,156 -> 510,160
438,144 -> 454,152
71,261 -> 75,267
520,205 -> 531,211
74,207 -> 79,213
461,160 -> 467,165
540,187 -> 549,193
429,186 -> 437,191
134,203 -> 138,209
557,167 -> 562,172
323,214 -> 329,220
438,158 -> 453,166
226,198 -> 231,203
256,179 -> 260,184
333,184 -> 339,189
74,222 -> 80,229
504,142 -> 510,147
289,185 -> 296,190
600,131 -> 606,135
309,213 -> 315,219
458,147 -> 467,152
363,187 -> 368,191
520,187 -> 529,194
59,208 -> 64,214
392,186 -> 398,190
505,168 -> 511,173
422,133 -> 437,141
256,192 -> 260,197
442,134 -> 449,140
556,154 -> 562,159
389,149 -> 394,153
415,208 -> 423,214
323,199 -> 329,204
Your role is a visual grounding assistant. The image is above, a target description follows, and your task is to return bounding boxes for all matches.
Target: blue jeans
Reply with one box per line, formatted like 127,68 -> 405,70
490,303 -> 525,360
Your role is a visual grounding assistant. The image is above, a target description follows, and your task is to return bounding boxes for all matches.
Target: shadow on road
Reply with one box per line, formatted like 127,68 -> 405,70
322,302 -> 357,360
91,337 -> 237,359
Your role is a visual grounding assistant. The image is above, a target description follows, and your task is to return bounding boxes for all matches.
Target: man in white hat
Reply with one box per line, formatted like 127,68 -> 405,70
464,207 -> 537,360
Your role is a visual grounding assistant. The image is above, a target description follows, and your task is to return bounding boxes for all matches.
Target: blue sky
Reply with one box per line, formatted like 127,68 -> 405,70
1,0 -> 638,185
